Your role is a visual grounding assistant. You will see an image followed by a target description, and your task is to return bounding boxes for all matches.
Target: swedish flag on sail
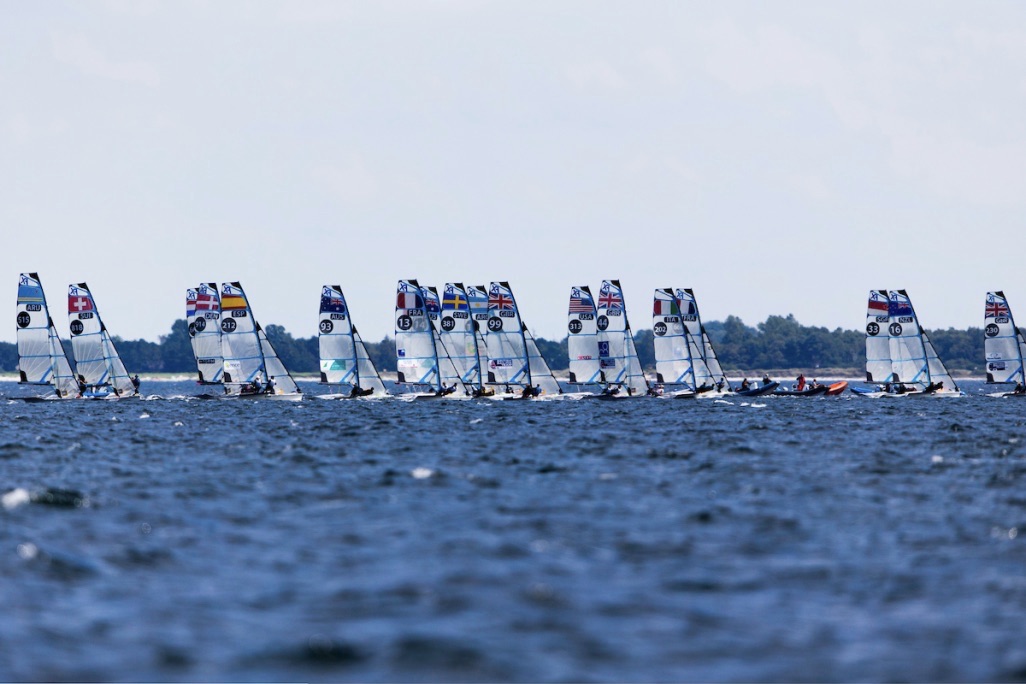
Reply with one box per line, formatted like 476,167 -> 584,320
442,285 -> 468,311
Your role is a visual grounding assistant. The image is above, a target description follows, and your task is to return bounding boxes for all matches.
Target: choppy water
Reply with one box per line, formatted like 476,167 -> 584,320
2,379 -> 1026,682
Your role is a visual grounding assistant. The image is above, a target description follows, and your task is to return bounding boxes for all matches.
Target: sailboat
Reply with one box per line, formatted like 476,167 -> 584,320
482,281 -> 561,398
594,280 -> 649,397
466,285 -> 492,384
651,288 -> 696,398
15,273 -> 80,399
853,289 -> 962,397
68,283 -> 138,398
394,279 -> 463,398
219,282 -> 302,400
188,282 -> 223,385
984,291 -> 1026,397
318,285 -> 389,398
567,286 -> 603,391
438,283 -> 494,397
674,288 -> 738,397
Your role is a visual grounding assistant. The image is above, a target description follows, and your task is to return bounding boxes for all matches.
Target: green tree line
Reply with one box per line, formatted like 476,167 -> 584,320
0,315 -> 986,375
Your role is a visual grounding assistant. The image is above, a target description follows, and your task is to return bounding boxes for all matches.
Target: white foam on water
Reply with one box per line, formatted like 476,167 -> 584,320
411,467 -> 434,479
2,488 -> 31,510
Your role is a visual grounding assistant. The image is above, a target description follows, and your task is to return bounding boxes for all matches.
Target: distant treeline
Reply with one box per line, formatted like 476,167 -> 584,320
0,315 -> 986,375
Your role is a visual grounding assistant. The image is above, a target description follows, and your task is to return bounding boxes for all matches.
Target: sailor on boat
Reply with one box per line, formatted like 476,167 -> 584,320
264,376 -> 276,394
762,373 -> 772,386
795,374 -> 806,391
131,374 -> 141,392
739,378 -> 750,391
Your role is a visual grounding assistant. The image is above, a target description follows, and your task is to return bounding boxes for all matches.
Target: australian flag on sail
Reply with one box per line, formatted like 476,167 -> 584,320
442,285 -> 469,311
888,297 -> 913,317
569,288 -> 592,314
986,296 -> 1009,319
425,294 -> 441,314
320,287 -> 346,314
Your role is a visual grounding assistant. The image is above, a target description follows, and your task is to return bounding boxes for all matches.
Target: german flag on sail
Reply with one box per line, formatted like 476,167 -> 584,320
221,294 -> 247,310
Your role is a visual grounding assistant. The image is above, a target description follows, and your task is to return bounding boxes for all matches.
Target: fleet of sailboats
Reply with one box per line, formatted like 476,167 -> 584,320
10,275 -> 1019,401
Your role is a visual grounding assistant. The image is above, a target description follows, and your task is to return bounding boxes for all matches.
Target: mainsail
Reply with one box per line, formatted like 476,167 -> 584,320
675,288 -> 729,390
984,291 -> 1026,384
319,285 -> 387,395
483,281 -> 529,386
524,325 -> 562,395
219,281 -> 299,396
68,282 -> 136,396
466,285 -> 491,381
16,273 -> 78,398
865,289 -> 891,382
596,280 -> 648,395
567,286 -> 602,385
189,282 -> 223,384
424,286 -> 467,392
394,279 -> 439,389
439,283 -> 482,388
652,287 -> 694,388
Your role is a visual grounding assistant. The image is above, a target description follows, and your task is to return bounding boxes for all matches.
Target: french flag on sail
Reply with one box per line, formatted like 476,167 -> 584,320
397,291 -> 422,310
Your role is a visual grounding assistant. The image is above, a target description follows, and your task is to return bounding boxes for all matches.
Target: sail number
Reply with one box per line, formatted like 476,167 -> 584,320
319,320 -> 334,334
69,320 -> 84,336
888,323 -> 902,336
194,318 -> 207,333
396,315 -> 413,331
441,317 -> 456,332
653,322 -> 667,337
487,317 -> 504,332
568,320 -> 583,334
866,322 -> 880,336
985,324 -> 1000,337
221,318 -> 237,333
16,312 -> 31,328
596,316 -> 609,331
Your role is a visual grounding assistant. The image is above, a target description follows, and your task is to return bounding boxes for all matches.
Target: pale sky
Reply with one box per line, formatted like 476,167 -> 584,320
3,1 -> 1024,344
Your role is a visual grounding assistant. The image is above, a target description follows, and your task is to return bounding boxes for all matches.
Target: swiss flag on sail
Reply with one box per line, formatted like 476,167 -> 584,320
69,295 -> 93,312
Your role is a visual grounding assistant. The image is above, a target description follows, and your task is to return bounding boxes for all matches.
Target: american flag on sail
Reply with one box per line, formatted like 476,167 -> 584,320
569,288 -> 592,314
986,297 -> 1010,319
489,287 -> 514,311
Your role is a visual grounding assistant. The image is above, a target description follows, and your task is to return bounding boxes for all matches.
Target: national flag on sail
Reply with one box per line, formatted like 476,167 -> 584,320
653,298 -> 679,316
17,275 -> 43,303
442,287 -> 468,311
489,289 -> 514,310
868,292 -> 889,313
186,289 -> 197,317
221,294 -> 247,310
320,288 -> 346,314
598,287 -> 622,311
397,292 -> 422,310
195,290 -> 219,311
986,299 -> 1010,318
425,295 -> 441,314
569,289 -> 592,314
69,293 -> 93,313
888,298 -> 913,317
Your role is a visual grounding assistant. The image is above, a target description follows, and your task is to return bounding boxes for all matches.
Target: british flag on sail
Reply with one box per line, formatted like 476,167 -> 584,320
986,295 -> 1010,319
488,286 -> 514,311
598,281 -> 622,311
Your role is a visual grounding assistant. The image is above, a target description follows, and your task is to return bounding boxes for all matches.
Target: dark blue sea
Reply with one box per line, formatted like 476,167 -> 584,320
2,379 -> 1026,682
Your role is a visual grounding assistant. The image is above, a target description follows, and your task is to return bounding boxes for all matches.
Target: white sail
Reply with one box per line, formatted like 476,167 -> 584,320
190,282 -> 223,384
922,329 -> 958,392
865,289 -> 891,383
567,286 -> 602,385
467,285 -> 491,383
319,285 -> 358,385
17,273 -> 78,398
439,283 -> 482,387
424,286 -> 466,391
652,287 -> 694,388
984,291 -> 1026,384
68,282 -> 137,397
595,280 -> 647,394
353,327 -> 388,395
886,290 -> 930,386
220,281 -> 300,396
257,327 -> 300,394
394,279 -> 439,389
524,325 -> 562,395
483,281 -> 530,385
675,288 -> 729,390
